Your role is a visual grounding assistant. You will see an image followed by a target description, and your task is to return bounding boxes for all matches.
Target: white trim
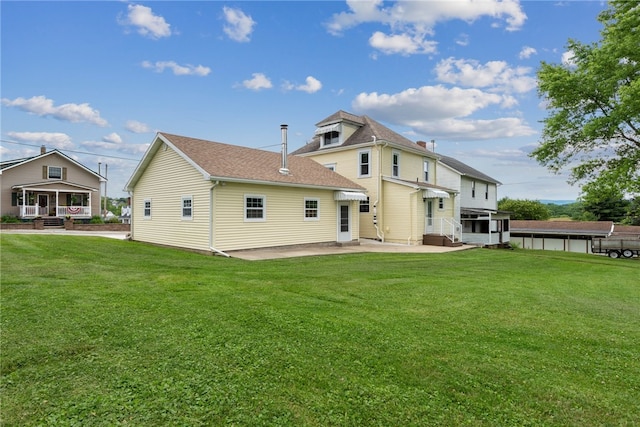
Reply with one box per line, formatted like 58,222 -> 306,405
181,195 -> 193,220
358,149 -> 371,178
143,198 -> 152,219
244,194 -> 266,222
392,150 -> 400,178
304,197 -> 319,221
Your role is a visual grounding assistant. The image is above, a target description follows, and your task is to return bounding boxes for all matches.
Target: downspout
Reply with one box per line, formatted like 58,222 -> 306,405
209,180 -> 230,257
373,136 -> 387,242
128,191 -> 133,239
408,187 -> 421,245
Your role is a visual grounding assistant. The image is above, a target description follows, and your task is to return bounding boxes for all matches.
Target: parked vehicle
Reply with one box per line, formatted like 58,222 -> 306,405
592,237 -> 640,258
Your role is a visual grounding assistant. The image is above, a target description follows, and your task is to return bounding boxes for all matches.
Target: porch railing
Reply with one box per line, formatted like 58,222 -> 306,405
19,205 -> 90,218
440,218 -> 462,243
57,206 -> 91,217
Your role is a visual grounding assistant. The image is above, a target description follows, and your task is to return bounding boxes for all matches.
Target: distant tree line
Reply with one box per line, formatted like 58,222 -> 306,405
498,196 -> 640,225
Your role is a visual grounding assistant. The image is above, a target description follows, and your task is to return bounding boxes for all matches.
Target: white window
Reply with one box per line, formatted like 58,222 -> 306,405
317,124 -> 341,148
143,199 -> 152,219
392,151 -> 400,177
324,163 -> 336,171
438,198 -> 444,209
48,166 -> 62,179
245,195 -> 265,221
471,181 -> 476,198
181,196 -> 193,220
304,198 -> 319,220
358,149 -> 371,177
485,183 -> 489,200
423,160 -> 429,182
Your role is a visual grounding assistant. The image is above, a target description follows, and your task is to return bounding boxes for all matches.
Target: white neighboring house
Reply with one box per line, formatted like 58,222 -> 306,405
437,155 -> 510,246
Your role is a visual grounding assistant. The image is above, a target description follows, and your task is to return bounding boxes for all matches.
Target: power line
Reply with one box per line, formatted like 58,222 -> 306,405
0,138 -> 141,162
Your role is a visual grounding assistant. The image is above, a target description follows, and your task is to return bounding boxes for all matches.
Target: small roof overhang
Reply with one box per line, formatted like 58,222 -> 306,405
334,191 -> 368,201
423,189 -> 450,199
315,123 -> 341,135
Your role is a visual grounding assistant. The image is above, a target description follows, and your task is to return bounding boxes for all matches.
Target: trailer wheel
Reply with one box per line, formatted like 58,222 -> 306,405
608,250 -> 621,259
622,249 -> 634,258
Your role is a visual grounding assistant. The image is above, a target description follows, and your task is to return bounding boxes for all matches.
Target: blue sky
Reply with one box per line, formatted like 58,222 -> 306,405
1,0 -> 607,201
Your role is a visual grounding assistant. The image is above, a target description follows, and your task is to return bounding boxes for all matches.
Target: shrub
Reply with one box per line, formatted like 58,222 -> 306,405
90,215 -> 104,224
0,215 -> 20,223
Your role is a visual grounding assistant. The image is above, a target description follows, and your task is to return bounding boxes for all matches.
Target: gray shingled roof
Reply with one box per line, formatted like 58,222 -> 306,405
292,111 -> 427,156
510,220 -> 614,236
127,133 -> 365,191
437,154 -> 501,185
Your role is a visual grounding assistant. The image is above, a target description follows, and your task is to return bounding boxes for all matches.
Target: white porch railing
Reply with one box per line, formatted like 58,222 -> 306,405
19,205 -> 91,218
57,206 -> 91,217
440,218 -> 462,243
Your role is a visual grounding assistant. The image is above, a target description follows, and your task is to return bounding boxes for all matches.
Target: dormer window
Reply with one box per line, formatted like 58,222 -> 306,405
315,123 -> 342,148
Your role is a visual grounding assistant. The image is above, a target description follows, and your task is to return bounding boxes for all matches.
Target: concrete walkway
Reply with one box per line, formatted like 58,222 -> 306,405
227,239 -> 475,260
2,229 -> 475,260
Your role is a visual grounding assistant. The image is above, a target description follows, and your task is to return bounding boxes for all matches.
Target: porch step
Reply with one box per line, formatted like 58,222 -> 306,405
423,234 -> 463,247
43,217 -> 64,227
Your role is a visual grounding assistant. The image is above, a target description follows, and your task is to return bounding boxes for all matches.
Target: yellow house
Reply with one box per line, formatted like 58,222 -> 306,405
292,111 -> 459,245
124,130 -> 367,255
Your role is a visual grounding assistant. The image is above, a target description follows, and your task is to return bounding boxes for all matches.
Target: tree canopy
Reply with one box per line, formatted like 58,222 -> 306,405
498,198 -> 550,220
532,1 -> 639,196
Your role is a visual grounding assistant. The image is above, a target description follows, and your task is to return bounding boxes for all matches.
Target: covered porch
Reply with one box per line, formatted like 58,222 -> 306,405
461,208 -> 511,247
12,182 -> 98,219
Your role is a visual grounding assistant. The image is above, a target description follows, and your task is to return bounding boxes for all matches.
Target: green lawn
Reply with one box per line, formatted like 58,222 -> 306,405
1,234 -> 639,426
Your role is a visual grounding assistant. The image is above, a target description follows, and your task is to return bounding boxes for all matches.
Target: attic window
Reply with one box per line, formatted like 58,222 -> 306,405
48,166 -> 62,179
315,123 -> 341,148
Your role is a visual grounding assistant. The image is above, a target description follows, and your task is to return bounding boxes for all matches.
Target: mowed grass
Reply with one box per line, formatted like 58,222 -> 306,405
1,235 -> 639,426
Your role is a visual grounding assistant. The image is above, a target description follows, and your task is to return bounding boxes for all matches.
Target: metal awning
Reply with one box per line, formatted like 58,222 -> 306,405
334,191 -> 368,201
423,189 -> 450,199
314,123 -> 340,135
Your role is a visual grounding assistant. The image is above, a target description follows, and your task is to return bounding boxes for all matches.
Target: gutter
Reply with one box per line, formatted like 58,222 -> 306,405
209,180 -> 230,257
373,136 -> 387,242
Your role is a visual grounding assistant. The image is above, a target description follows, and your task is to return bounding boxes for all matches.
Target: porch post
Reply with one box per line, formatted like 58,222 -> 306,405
21,188 -> 26,217
56,190 -> 60,217
88,192 -> 92,216
488,212 -> 492,245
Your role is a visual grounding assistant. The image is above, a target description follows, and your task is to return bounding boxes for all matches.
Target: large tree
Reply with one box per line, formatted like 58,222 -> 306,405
532,1 -> 639,196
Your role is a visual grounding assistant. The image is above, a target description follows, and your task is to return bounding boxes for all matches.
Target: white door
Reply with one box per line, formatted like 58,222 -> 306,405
425,200 -> 434,233
337,202 -> 351,242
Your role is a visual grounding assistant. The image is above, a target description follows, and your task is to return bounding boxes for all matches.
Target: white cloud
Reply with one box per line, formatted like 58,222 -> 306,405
283,76 -> 322,93
434,57 -> 537,94
326,0 -> 527,46
1,95 -> 108,126
7,131 -> 74,149
519,46 -> 537,59
456,33 -> 470,47
141,61 -> 211,76
562,50 -> 576,67
352,85 -> 536,140
119,4 -> 172,39
240,73 -> 272,91
223,6 -> 256,42
125,120 -> 151,133
102,132 -> 122,144
369,31 -> 437,55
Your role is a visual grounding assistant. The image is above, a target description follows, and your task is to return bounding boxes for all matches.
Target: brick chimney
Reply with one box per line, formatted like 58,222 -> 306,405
416,141 -> 427,149
40,145 -> 46,155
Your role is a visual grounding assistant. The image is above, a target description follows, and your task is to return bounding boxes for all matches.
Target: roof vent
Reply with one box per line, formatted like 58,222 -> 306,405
279,124 -> 289,175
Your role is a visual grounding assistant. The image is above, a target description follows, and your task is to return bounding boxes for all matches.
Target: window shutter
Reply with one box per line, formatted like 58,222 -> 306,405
43,165 -> 47,179
62,167 -> 67,180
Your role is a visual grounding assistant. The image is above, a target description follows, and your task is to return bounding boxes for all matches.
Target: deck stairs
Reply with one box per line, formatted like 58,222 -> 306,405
43,217 -> 64,227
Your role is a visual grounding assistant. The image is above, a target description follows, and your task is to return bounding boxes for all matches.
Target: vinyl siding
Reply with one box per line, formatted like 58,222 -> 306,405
460,177 -> 498,210
0,153 -> 101,217
131,143 -> 212,251
302,146 -> 380,240
381,181 -> 417,244
212,182 -> 353,251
